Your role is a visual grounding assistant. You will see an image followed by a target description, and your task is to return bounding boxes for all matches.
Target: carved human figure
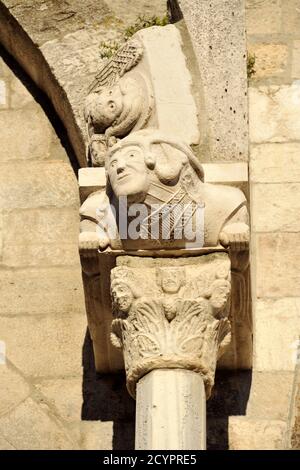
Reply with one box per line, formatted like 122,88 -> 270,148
209,279 -> 231,318
111,280 -> 135,314
80,130 -> 250,254
156,267 -> 186,321
157,267 -> 185,294
110,268 -> 141,315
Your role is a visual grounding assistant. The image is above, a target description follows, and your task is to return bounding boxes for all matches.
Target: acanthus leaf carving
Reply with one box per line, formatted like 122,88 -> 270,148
110,254 -> 232,399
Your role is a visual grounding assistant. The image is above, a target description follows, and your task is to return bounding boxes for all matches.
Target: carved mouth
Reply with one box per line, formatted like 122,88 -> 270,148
117,173 -> 131,181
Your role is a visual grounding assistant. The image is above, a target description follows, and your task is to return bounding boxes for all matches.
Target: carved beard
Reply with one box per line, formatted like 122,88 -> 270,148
105,78 -> 144,139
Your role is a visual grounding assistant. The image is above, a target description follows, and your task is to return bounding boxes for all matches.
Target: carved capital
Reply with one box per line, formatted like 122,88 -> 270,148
110,253 -> 231,398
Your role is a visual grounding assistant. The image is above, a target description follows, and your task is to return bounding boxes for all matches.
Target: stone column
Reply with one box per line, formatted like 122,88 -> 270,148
110,253 -> 232,450
136,369 -> 206,450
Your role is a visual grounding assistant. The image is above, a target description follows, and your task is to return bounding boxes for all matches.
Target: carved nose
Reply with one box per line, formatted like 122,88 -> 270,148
116,158 -> 126,174
116,166 -> 125,174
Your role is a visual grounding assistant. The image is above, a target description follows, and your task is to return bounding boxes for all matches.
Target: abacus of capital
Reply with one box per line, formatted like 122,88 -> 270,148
79,27 -> 250,450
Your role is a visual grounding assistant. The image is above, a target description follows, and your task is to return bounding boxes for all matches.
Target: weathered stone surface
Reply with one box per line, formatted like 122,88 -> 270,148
136,25 -> 199,145
248,43 -> 288,79
35,377 -> 82,423
249,83 -> 300,143
256,233 -> 300,298
80,421 -> 113,450
109,0 -> 167,25
0,267 -> 85,315
0,57 -> 11,78
246,0 -> 282,35
282,0 -> 300,35
0,435 -> 15,450
10,74 -> 34,109
3,208 -> 79,245
250,143 -> 300,183
252,183 -> 300,232
292,41 -> 300,82
3,0 -> 167,45
0,397 -> 77,450
254,298 -> 300,371
0,106 -> 52,162
247,371 -> 294,420
2,207 -> 80,267
0,79 -> 7,108
0,162 -> 79,209
0,314 -> 86,377
0,209 -> 3,260
3,0 -> 110,46
0,364 -> 30,417
49,132 -> 70,163
229,417 -> 286,450
178,0 -> 248,161
202,162 -> 248,184
3,243 -> 80,267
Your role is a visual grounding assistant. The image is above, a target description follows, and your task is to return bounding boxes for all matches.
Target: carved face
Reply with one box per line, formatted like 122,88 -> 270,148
160,268 -> 184,294
86,85 -> 123,130
108,145 -> 151,200
111,282 -> 134,313
210,279 -> 231,311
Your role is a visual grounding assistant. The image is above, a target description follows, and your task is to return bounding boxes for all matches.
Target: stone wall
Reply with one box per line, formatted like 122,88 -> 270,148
245,0 -> 300,449
0,55 -> 89,450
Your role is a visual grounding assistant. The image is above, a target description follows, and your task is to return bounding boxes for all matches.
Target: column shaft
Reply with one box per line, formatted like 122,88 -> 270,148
135,369 -> 206,450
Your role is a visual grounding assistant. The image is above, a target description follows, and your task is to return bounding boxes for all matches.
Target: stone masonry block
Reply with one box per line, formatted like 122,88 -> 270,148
0,267 -> 85,315
250,143 -> 300,183
0,313 -> 86,377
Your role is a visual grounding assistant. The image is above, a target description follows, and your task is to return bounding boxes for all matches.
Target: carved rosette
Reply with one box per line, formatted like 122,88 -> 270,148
110,253 -> 231,399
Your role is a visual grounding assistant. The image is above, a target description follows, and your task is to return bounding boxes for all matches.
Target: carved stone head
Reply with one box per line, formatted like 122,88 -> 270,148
111,280 -> 135,313
157,267 -> 186,294
105,129 -> 204,203
85,76 -> 144,139
106,140 -> 151,202
110,267 -> 141,313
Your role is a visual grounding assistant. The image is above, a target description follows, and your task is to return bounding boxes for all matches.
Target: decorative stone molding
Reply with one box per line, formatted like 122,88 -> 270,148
110,253 -> 231,398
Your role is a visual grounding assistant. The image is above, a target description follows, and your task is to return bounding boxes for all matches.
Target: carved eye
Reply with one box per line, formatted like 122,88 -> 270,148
108,100 -> 116,110
109,90 -> 113,95
110,160 -> 117,168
